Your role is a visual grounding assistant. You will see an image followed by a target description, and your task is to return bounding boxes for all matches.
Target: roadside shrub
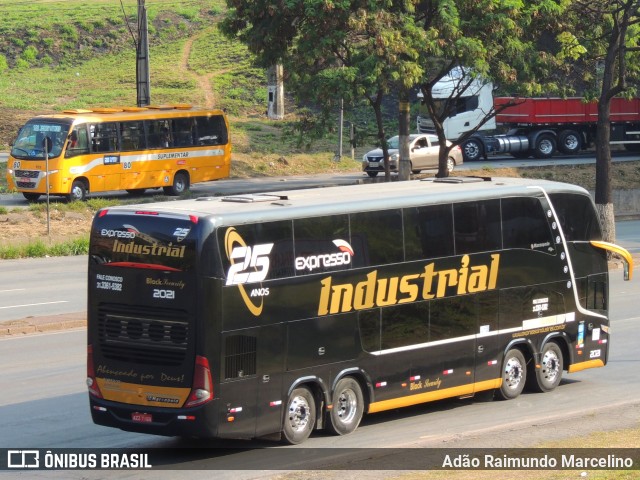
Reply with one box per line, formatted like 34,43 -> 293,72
25,241 -> 48,258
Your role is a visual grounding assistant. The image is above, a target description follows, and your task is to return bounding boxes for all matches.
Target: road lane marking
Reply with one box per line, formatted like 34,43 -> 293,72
0,300 -> 69,310
0,289 -> 26,293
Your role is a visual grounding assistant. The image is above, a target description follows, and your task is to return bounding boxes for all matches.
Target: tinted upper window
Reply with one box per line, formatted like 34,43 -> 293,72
350,209 -> 404,267
219,221 -> 294,282
293,215 -> 350,275
549,193 -> 602,241
89,213 -> 197,271
404,204 -> 454,260
502,197 -> 555,253
454,200 -> 501,254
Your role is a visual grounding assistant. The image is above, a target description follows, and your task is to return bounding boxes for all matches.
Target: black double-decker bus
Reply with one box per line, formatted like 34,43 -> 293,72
87,177 -> 632,444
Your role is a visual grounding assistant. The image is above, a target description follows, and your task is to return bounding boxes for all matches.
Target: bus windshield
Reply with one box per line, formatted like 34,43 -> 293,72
11,119 -> 71,160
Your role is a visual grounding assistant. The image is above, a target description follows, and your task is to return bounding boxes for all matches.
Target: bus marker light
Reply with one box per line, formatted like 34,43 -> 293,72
93,406 -> 107,412
229,407 -> 242,413
375,382 -> 387,388
487,360 -> 497,366
227,417 -> 235,422
401,383 -> 407,388
443,369 -> 454,375
269,401 -> 282,407
410,375 -> 421,381
177,416 -> 196,421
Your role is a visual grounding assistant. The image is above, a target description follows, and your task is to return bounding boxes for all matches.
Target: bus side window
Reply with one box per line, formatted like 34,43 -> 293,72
501,197 -> 554,252
172,118 -> 196,147
146,120 -> 172,149
404,204 -> 454,260
91,122 -> 119,153
65,124 -> 89,157
453,200 -> 501,254
350,209 -> 403,267
120,121 -> 145,151
196,115 -> 227,145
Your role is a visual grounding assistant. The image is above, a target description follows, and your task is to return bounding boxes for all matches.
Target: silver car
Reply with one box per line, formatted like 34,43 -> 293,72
362,134 -> 463,178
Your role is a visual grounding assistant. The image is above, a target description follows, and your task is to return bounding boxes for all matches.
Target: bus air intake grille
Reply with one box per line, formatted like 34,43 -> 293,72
15,170 -> 39,178
97,304 -> 190,366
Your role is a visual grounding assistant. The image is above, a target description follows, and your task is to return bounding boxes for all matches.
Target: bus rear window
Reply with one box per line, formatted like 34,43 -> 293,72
89,212 -> 197,271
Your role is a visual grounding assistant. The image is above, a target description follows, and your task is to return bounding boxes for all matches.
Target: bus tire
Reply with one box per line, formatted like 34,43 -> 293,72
282,386 -> 316,445
68,179 -> 88,202
528,342 -> 563,393
164,172 -> 189,196
496,348 -> 527,400
327,377 -> 364,436
22,193 -> 40,202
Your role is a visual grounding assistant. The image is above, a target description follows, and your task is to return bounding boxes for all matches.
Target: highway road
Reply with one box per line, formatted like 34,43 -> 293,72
0,273 -> 637,478
1,150 -> 639,208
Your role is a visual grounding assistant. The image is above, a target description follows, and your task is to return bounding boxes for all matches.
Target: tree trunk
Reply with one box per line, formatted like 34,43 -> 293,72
595,203 -> 616,246
398,90 -> 411,181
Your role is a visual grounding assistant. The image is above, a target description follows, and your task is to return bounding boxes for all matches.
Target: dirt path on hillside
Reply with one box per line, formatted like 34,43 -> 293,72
180,31 -> 232,109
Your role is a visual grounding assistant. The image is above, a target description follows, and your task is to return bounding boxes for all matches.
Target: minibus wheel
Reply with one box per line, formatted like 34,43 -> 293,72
68,180 -> 87,202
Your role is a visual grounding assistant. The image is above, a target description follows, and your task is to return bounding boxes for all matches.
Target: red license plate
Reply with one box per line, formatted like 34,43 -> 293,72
19,178 -> 30,183
131,412 -> 153,423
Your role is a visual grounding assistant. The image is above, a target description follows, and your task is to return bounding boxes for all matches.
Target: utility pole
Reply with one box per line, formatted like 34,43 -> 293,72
267,64 -> 284,119
136,0 -> 150,107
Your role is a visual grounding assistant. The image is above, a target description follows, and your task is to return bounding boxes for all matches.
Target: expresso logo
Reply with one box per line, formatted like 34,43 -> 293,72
295,239 -> 354,272
224,227 -> 274,316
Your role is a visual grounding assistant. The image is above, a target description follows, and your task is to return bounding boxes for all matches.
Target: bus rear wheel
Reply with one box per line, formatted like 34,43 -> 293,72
327,377 -> 364,436
496,348 -> 527,400
527,342 -> 563,393
163,172 -> 189,196
282,386 -> 316,445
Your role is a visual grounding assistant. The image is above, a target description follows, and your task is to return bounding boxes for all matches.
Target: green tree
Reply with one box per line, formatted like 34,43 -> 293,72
568,0 -> 640,243
222,1 -> 427,181
414,0 -> 572,177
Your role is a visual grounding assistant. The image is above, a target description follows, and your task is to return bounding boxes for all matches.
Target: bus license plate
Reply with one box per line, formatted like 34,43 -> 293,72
131,413 -> 152,423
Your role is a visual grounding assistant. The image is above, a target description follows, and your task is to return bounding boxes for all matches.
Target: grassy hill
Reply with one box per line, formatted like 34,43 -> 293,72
0,0 -> 369,177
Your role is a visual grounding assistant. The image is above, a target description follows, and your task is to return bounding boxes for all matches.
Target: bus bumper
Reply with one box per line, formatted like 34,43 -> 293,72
89,396 -> 221,438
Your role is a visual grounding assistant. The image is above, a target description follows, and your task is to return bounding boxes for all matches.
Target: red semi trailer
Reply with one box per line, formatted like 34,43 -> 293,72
417,73 -> 640,161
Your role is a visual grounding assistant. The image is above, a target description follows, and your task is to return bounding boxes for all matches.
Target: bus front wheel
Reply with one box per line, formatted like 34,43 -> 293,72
496,348 -> 527,400
163,172 -> 189,196
68,180 -> 88,202
282,386 -> 316,445
327,377 -> 364,436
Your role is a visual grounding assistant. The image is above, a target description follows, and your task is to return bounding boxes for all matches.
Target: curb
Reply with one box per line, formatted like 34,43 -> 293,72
0,312 -> 86,337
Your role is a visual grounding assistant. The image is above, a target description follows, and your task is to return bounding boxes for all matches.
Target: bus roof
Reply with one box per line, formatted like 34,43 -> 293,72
31,105 -> 226,124
103,176 -> 590,226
